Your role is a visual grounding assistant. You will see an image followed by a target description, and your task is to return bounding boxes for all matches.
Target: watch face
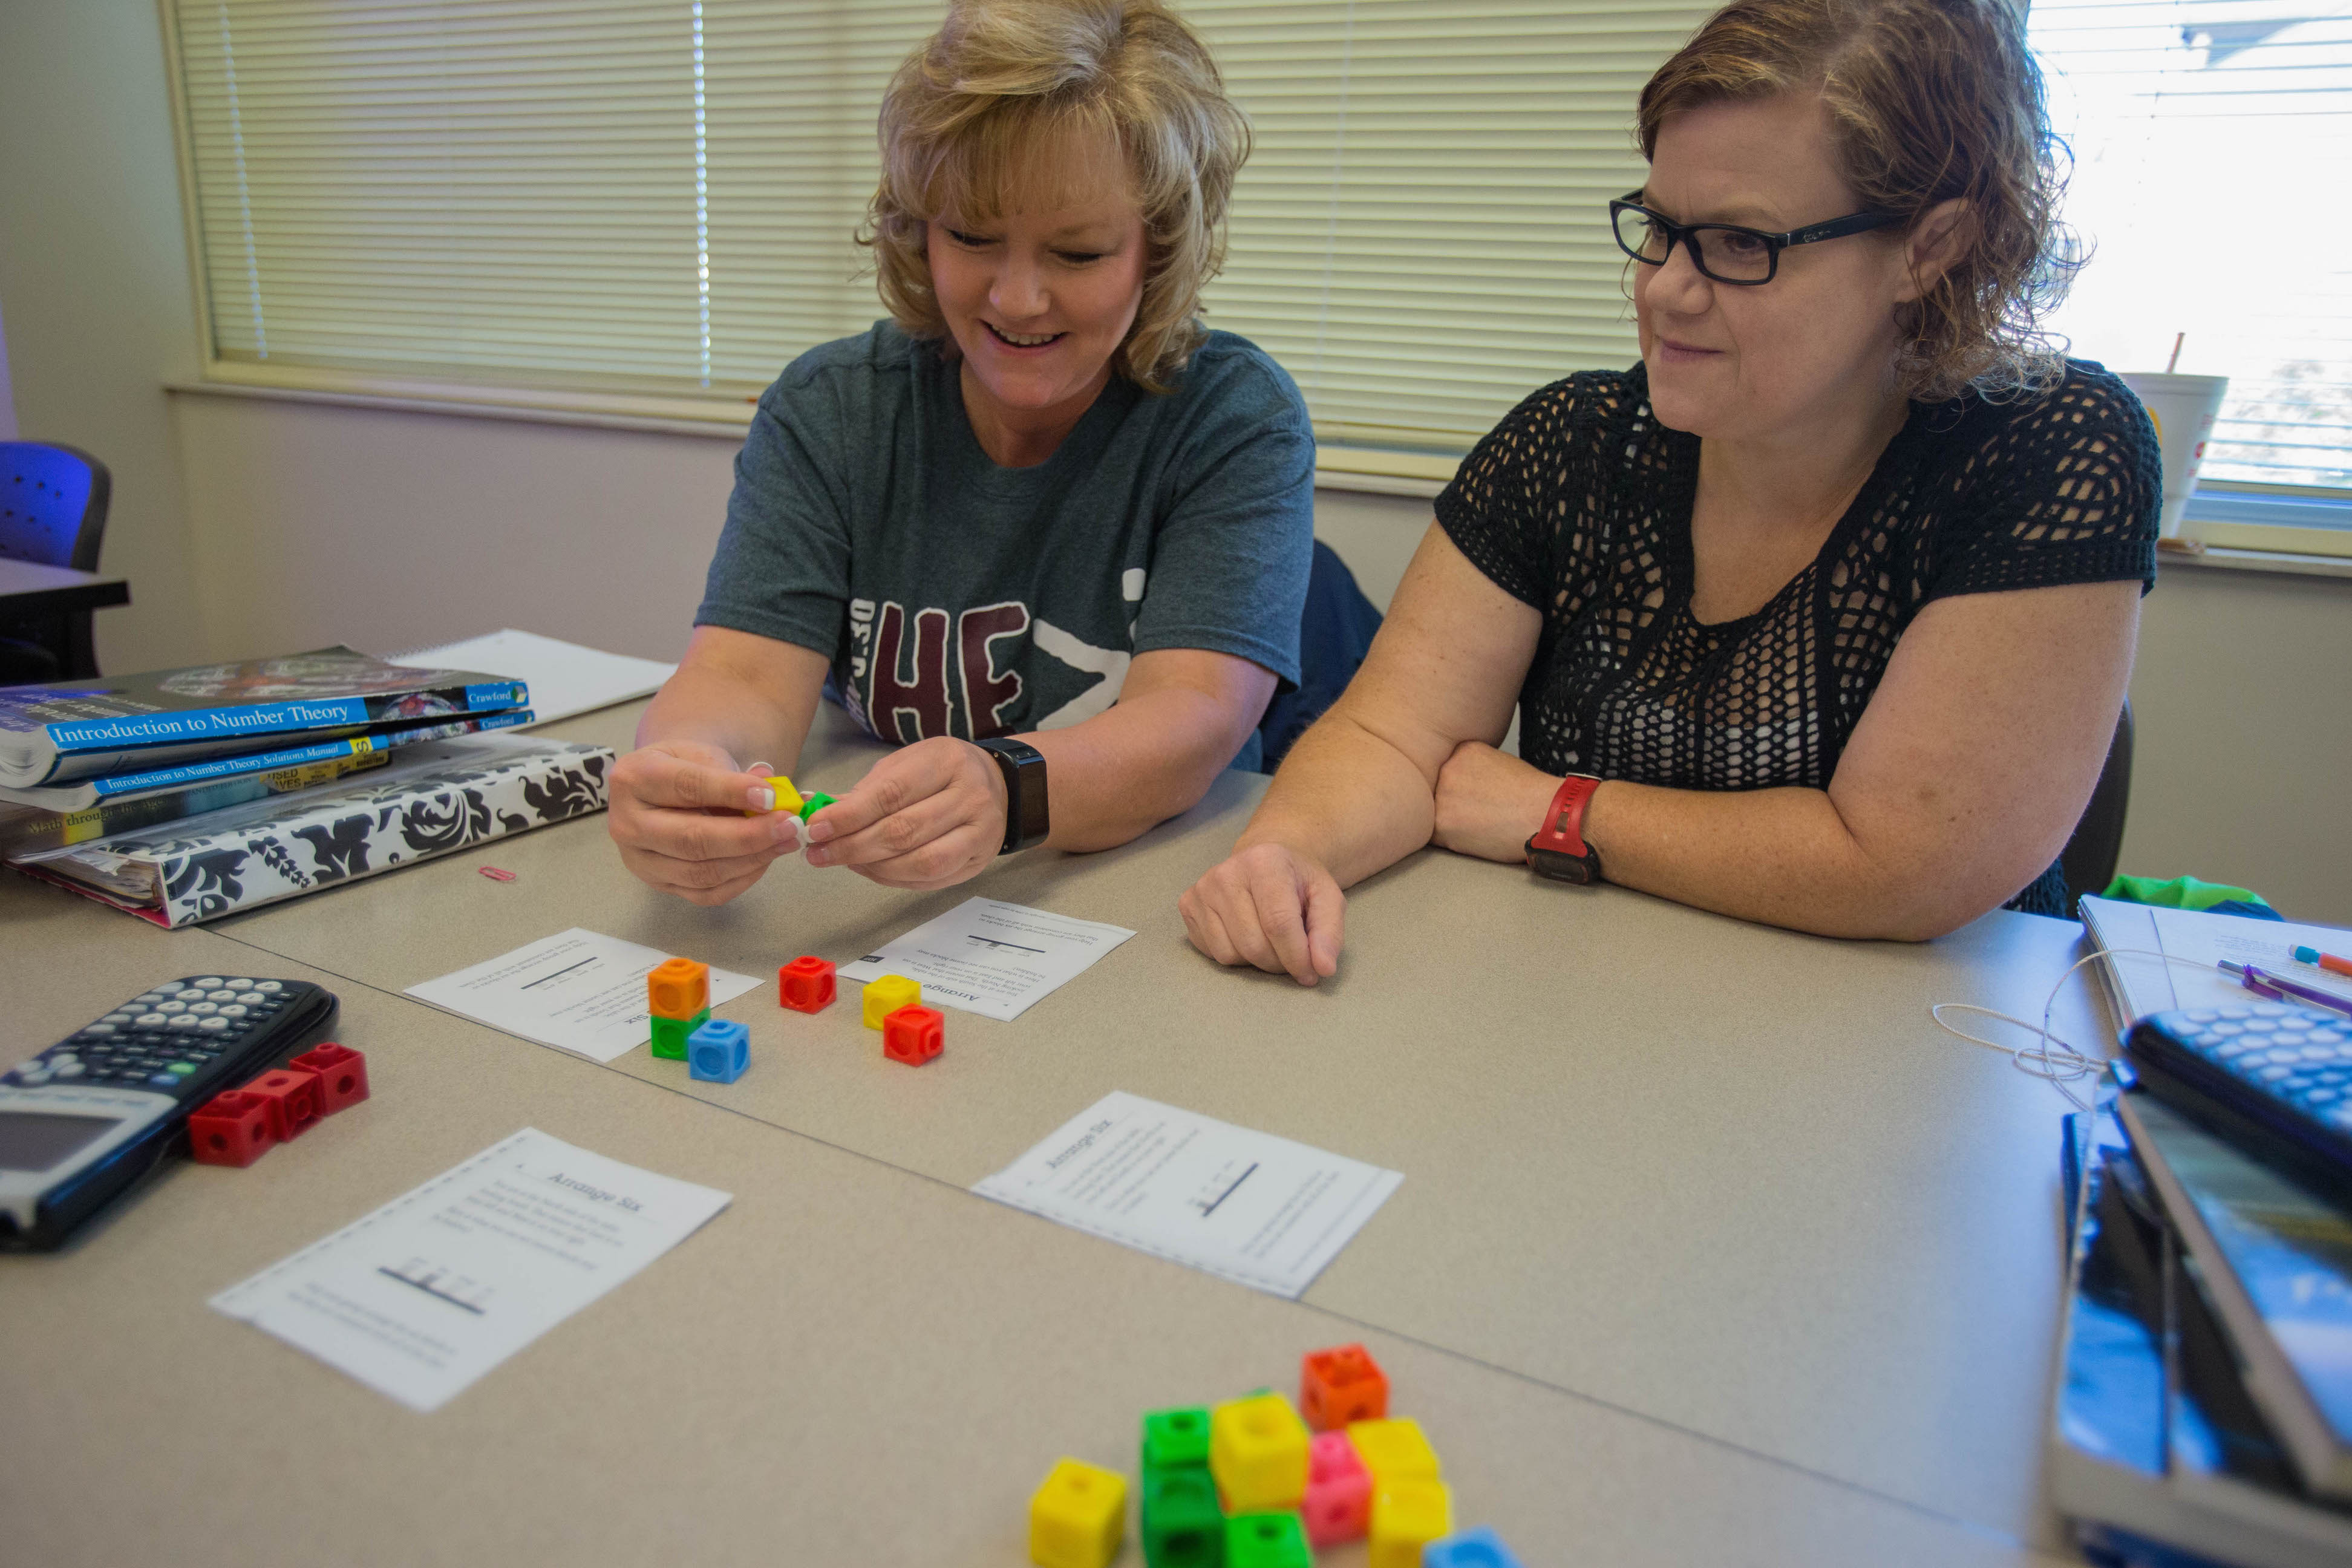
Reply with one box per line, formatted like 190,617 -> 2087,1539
1526,844 -> 1598,884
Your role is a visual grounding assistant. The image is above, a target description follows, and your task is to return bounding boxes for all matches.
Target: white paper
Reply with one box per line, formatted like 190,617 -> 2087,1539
387,629 -> 675,726
211,1128 -> 731,1413
973,1091 -> 1403,1299
837,897 -> 1135,1021
405,927 -> 760,1063
2083,897 -> 2352,1021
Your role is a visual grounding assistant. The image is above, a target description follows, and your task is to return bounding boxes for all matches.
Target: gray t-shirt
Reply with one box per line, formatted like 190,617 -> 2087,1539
695,321 -> 1315,753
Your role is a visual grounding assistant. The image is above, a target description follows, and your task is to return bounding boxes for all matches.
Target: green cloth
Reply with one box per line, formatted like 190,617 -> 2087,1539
2102,873 -> 2272,912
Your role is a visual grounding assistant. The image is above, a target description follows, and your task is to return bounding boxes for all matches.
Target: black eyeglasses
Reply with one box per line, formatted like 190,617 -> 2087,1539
1609,191 -> 1901,285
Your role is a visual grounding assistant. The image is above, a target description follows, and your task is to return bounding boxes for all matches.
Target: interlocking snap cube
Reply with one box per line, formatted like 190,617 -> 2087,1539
796,790 -> 837,822
1345,1417 -> 1441,1489
650,1007 -> 708,1060
688,1018 -> 750,1083
243,1066 -> 322,1142
1027,1457 -> 1125,1568
188,1089 -> 275,1167
1367,1478 -> 1452,1568
861,974 -> 921,1029
1302,1429 -> 1371,1546
743,772 -> 804,817
1425,1526 -> 1526,1567
647,957 -> 710,1020
1301,1342 -> 1388,1430
1224,1511 -> 1311,1568
1210,1390 -> 1310,1514
1142,1406 -> 1212,1473
290,1043 -> 369,1115
883,1005 -> 943,1065
1140,1465 -> 1221,1567
779,955 -> 835,1013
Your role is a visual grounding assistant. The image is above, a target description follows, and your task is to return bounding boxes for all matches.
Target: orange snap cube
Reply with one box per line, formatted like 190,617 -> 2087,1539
1301,1343 -> 1389,1431
648,958 -> 710,1020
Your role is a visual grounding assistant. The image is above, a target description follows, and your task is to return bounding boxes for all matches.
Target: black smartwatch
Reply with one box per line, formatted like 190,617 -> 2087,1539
972,737 -> 1050,855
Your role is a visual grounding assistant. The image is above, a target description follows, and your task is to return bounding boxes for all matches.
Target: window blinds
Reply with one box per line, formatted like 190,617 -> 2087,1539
2025,0 -> 2352,492
171,0 -> 1704,450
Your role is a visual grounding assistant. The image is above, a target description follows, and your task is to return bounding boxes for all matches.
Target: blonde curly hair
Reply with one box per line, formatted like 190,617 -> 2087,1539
859,0 -> 1251,395
1637,0 -> 2079,403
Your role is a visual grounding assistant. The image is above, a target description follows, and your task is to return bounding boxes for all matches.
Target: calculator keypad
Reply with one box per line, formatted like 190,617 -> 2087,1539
4,978 -> 298,1101
2163,1004 -> 2352,1128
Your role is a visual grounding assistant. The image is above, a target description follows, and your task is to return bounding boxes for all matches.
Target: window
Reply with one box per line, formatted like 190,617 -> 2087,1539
2027,0 -> 2352,554
165,0 -> 1711,469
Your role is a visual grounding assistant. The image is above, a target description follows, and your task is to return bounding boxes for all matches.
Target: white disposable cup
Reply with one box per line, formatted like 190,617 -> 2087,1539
2117,371 -> 2230,538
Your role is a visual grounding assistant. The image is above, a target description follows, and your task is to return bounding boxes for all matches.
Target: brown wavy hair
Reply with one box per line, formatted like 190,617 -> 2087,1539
1636,0 -> 2079,402
858,0 -> 1250,394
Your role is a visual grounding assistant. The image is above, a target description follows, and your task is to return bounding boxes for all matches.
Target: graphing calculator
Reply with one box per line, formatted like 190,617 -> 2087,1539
0,975 -> 339,1250
2123,1002 -> 2352,1195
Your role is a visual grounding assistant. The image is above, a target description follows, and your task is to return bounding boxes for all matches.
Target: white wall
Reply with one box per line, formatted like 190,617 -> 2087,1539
0,0 -> 208,671
5,0 -> 2346,927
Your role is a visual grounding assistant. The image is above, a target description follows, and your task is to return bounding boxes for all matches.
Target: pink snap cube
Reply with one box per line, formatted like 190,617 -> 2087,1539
1302,1429 -> 1373,1546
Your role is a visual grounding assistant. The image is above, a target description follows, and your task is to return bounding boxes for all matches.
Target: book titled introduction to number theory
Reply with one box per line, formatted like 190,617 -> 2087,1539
0,647 -> 530,788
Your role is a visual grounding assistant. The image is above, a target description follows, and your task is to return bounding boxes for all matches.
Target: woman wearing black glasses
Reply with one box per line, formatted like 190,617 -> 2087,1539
1181,0 -> 2160,982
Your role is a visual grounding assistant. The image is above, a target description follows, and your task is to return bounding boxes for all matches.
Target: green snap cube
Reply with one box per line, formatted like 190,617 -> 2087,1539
1143,1406 -> 1213,1472
1223,1511 -> 1308,1568
650,1007 -> 708,1060
1142,1466 -> 1224,1567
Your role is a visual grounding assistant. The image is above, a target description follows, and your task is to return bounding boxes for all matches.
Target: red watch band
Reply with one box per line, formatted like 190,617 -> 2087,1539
1526,774 -> 1604,884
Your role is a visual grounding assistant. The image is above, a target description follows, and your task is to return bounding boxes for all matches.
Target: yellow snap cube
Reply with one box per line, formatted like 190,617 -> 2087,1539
740,771 -> 804,817
1346,1417 -> 1442,1488
1209,1390 -> 1310,1513
1368,1477 -> 1452,1568
862,974 -> 923,1029
1028,1457 -> 1125,1568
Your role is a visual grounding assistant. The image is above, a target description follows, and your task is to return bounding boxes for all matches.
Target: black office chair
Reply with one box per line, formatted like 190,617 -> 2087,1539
2060,699 -> 2134,912
1,441 -> 114,682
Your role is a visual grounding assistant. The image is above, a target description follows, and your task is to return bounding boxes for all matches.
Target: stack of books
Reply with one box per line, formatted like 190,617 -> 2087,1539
2050,914 -> 2352,1566
2,647 -> 613,925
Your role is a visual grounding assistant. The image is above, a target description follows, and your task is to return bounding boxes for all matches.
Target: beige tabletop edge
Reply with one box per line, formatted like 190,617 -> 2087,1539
1,698 -> 2099,1567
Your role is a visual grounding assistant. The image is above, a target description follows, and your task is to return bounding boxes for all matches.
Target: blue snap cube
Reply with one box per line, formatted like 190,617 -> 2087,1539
1424,1526 -> 1524,1568
687,1018 -> 750,1083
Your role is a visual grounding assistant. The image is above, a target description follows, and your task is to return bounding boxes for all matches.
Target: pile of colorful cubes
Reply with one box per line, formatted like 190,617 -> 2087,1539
1027,1342 -> 1523,1567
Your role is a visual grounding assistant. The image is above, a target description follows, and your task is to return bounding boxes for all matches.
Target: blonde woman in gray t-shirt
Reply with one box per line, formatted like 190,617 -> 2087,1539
609,0 -> 1314,904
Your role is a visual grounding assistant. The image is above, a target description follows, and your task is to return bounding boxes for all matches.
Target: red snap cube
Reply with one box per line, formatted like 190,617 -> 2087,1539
1303,1430 -> 1373,1546
243,1065 -> 323,1142
188,1090 -> 276,1168
881,1005 -> 943,1065
1301,1343 -> 1389,1431
779,955 -> 836,1014
290,1043 -> 370,1115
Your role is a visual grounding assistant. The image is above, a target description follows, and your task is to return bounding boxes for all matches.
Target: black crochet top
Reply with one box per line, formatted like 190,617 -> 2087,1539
1433,359 -> 2160,918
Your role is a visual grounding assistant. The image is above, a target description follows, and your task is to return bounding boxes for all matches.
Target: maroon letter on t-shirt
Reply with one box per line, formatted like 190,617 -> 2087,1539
869,602 -> 953,742
957,601 -> 1030,739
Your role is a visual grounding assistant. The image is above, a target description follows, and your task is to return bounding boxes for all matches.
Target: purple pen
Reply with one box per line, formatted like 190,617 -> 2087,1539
2223,960 -> 2352,1019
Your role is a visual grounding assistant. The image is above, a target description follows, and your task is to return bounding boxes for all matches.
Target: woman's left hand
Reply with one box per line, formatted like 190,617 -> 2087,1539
802,737 -> 1008,890
1431,740 -> 1560,864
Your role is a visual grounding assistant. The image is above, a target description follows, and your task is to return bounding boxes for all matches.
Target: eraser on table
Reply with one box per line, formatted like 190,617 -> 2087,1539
1028,1457 -> 1125,1568
1347,1417 -> 1441,1488
1301,1342 -> 1388,1430
242,1065 -> 322,1142
1367,1478 -> 1451,1568
1302,1429 -> 1371,1546
650,1007 -> 708,1060
779,955 -> 835,1013
862,974 -> 921,1029
883,1005 -> 943,1065
1224,1511 -> 1312,1568
647,957 -> 710,1020
1210,1390 -> 1311,1514
688,1018 -> 750,1083
188,1089 -> 276,1167
1424,1525 -> 1526,1567
290,1043 -> 368,1115
1140,1465 -> 1221,1567
1142,1406 -> 1212,1473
